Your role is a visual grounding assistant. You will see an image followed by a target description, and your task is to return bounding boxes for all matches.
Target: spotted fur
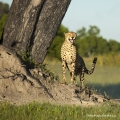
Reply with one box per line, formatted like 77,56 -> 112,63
61,32 -> 97,88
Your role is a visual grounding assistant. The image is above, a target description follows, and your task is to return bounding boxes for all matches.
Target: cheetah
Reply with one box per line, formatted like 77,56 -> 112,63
61,32 -> 97,88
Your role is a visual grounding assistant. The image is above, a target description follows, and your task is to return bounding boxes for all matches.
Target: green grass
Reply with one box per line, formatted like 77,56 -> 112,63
0,102 -> 119,120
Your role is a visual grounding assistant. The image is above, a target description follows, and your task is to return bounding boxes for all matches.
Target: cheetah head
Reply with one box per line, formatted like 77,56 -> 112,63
64,32 -> 77,44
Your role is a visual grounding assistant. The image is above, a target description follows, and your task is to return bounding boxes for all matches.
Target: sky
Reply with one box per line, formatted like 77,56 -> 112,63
1,0 -> 120,42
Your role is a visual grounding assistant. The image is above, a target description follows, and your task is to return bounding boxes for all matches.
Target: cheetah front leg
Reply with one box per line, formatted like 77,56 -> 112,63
62,60 -> 67,84
70,62 -> 76,84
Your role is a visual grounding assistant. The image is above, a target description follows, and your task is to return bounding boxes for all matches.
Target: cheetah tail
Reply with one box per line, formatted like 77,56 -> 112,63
84,57 -> 97,75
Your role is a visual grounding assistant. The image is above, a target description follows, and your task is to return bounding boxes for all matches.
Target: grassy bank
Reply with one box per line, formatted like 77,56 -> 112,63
0,102 -> 119,120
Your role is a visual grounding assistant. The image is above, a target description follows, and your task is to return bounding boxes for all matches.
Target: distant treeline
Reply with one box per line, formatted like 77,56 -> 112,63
48,25 -> 120,59
0,2 -> 9,39
1,1 -> 120,60
0,2 -> 9,18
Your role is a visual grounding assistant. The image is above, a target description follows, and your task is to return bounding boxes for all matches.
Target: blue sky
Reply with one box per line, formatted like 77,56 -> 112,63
1,0 -> 120,42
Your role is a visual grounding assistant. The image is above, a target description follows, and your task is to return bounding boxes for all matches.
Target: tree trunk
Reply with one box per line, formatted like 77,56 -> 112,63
2,0 -> 46,52
2,0 -> 71,63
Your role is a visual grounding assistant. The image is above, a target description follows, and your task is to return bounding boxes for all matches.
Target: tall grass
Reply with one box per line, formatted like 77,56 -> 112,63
45,53 -> 120,66
97,53 -> 120,66
0,102 -> 119,120
44,55 -> 120,85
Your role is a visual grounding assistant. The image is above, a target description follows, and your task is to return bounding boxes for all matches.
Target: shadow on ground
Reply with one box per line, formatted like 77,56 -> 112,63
87,83 -> 120,99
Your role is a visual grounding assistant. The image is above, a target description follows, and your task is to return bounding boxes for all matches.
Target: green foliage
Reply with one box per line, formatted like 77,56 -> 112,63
18,51 -> 35,68
76,26 -> 120,57
0,2 -> 9,40
77,27 -> 86,38
18,51 -> 59,82
88,25 -> 100,36
0,14 -> 8,39
109,39 -> 120,52
47,25 -> 120,59
0,2 -> 9,18
47,24 -> 69,60
0,102 -> 119,120
38,63 -> 59,82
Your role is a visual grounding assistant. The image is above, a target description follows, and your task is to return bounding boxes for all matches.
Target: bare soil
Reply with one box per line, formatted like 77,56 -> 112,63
0,45 -> 119,106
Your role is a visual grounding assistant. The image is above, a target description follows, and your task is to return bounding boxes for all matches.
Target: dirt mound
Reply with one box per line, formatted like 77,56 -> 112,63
0,45 -> 118,106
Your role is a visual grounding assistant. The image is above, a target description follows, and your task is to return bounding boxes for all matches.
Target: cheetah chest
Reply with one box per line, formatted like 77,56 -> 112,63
62,44 -> 76,64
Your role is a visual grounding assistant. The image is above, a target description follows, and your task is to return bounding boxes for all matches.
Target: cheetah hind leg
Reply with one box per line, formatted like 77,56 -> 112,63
80,67 -> 85,90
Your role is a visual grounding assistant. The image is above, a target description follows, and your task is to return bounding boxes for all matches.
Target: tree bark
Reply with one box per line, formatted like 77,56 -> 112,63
2,0 -> 71,63
2,0 -> 45,51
